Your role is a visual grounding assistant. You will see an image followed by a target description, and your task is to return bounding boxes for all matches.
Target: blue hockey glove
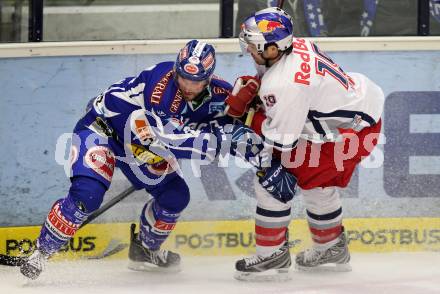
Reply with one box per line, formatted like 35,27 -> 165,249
227,123 -> 266,167
257,160 -> 297,203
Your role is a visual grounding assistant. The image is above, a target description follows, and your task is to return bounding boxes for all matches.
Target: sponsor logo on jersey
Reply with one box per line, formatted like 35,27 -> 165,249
126,143 -> 163,165
201,53 -> 214,70
292,38 -> 311,86
151,70 -> 173,104
257,19 -> 285,33
183,63 -> 199,75
84,146 -> 115,181
170,90 -> 184,113
135,119 -> 154,141
146,161 -> 173,176
212,86 -> 229,95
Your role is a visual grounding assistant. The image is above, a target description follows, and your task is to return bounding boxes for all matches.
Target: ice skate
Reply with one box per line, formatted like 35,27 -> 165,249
295,228 -> 351,272
234,241 -> 293,282
127,224 -> 181,273
20,249 -> 49,280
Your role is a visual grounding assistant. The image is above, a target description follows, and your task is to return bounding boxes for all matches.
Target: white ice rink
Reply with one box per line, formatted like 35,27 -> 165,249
1,253 -> 440,294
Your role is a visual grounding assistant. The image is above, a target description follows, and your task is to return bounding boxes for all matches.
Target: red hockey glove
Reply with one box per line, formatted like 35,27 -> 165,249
225,76 -> 260,118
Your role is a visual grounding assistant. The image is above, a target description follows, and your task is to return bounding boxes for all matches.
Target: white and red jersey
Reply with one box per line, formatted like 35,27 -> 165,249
257,37 -> 384,150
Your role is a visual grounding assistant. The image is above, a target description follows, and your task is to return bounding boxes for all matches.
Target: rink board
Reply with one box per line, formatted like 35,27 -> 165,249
2,51 -> 440,228
1,217 -> 439,260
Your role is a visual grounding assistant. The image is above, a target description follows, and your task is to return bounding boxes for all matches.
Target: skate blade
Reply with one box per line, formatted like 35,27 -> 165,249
295,262 -> 352,272
234,268 -> 292,282
128,260 -> 181,273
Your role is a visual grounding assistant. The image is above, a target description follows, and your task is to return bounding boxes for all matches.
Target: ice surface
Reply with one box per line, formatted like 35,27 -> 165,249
1,253 -> 440,294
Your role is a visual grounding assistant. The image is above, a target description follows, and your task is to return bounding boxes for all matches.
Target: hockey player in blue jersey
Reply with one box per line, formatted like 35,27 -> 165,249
20,39 -> 296,280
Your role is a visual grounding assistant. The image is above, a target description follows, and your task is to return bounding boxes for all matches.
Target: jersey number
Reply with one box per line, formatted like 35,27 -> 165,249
312,43 -> 355,90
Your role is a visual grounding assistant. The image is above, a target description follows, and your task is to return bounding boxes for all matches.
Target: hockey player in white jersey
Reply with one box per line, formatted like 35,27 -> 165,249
225,7 -> 384,280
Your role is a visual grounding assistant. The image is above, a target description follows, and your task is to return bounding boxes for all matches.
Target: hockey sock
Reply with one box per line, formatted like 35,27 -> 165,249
255,206 -> 291,256
139,199 -> 180,251
306,207 -> 343,245
37,177 -> 106,255
38,197 -> 89,255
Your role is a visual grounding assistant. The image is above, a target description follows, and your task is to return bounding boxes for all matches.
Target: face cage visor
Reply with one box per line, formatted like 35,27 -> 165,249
239,33 -> 264,57
239,32 -> 250,55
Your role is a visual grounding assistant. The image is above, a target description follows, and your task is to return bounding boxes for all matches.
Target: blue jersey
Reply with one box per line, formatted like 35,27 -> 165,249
35,62 -> 236,259
75,61 -> 233,163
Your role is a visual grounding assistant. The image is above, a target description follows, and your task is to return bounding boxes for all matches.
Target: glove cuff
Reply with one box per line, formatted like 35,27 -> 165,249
224,96 -> 249,117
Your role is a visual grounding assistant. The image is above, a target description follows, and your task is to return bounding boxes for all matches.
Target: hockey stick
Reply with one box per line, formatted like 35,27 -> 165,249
0,185 -> 136,267
82,185 -> 136,227
245,98 -> 259,127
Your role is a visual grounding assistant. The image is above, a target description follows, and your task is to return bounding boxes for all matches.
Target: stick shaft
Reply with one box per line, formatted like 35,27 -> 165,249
81,186 -> 136,227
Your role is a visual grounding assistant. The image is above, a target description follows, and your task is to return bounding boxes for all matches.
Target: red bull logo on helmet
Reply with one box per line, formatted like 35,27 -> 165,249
257,19 -> 285,33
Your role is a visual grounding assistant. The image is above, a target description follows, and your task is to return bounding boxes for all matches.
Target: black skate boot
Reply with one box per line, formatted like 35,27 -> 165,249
127,223 -> 181,273
295,227 -> 351,272
234,241 -> 293,281
20,249 -> 49,280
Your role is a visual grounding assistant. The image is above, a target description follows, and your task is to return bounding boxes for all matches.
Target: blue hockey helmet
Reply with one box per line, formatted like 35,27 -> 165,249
175,40 -> 216,82
239,7 -> 293,54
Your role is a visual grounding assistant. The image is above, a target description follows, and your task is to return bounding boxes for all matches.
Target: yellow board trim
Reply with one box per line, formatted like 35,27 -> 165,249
1,218 -> 439,260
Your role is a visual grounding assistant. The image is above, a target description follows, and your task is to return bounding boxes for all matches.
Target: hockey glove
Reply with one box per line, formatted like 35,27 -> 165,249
229,123 -> 266,166
257,160 -> 297,203
213,123 -> 267,168
224,76 -> 260,118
